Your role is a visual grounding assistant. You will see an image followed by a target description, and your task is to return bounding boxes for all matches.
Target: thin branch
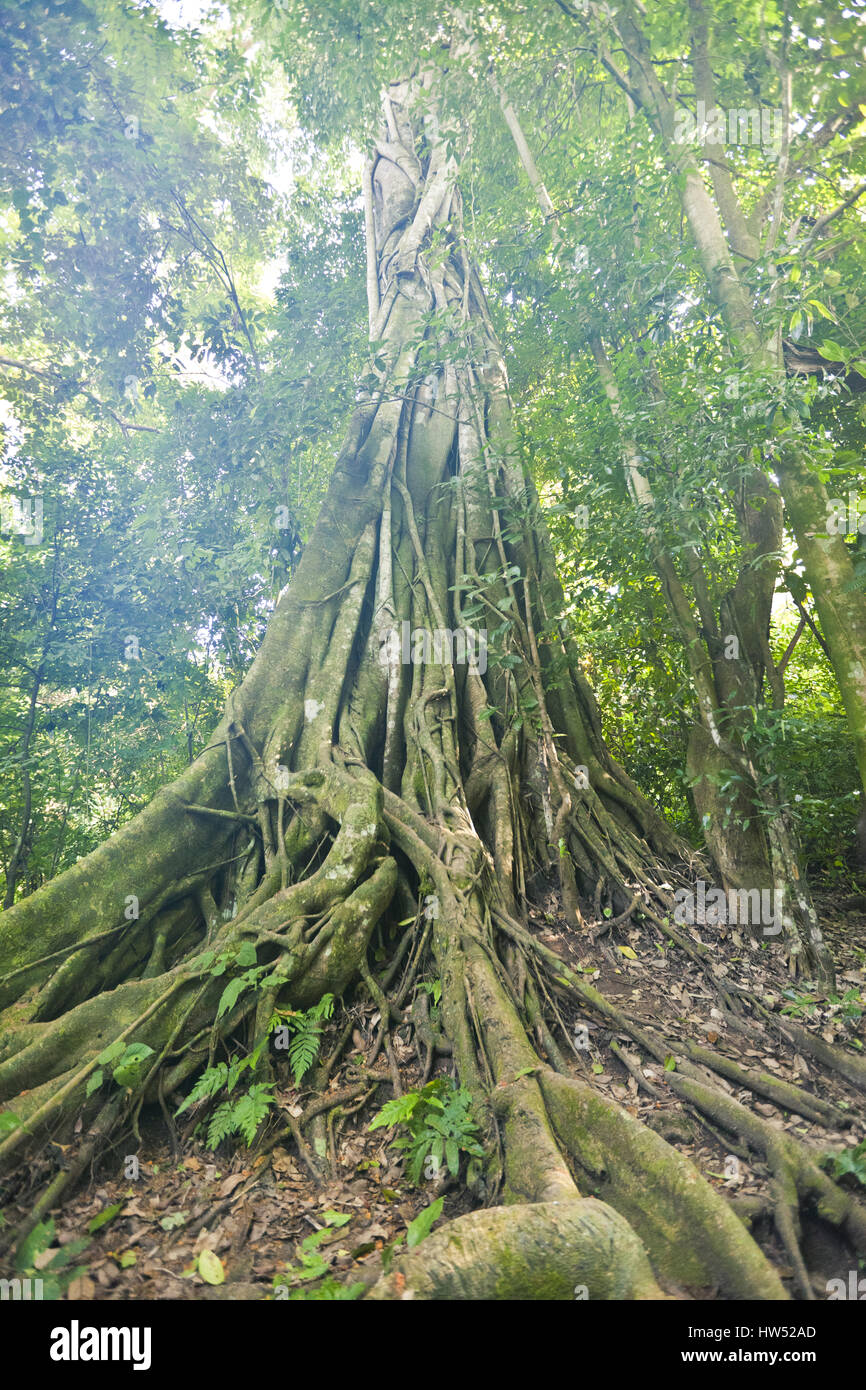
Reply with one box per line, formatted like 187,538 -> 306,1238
0,356 -> 160,434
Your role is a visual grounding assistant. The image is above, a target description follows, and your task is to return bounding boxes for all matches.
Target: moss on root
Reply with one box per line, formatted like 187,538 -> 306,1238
538,1070 -> 788,1299
367,1199 -> 663,1300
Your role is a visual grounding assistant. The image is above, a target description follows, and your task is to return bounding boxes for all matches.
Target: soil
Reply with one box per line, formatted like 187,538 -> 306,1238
6,887 -> 864,1301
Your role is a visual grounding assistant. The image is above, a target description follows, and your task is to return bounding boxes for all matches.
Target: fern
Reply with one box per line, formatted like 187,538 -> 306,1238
276,993 -> 335,1086
176,1062 -> 229,1115
368,1092 -> 421,1130
368,1079 -> 483,1186
177,992 -> 335,1148
233,1084 -> 275,1146
204,1084 -> 275,1149
176,1053 -> 250,1119
309,994 -> 335,1023
288,1026 -> 320,1086
206,1100 -> 237,1150
179,1054 -> 276,1150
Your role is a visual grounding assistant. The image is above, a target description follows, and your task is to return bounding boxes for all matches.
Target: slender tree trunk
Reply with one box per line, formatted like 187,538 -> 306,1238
477,40 -> 830,976
585,0 -> 866,812
3,660 -> 44,909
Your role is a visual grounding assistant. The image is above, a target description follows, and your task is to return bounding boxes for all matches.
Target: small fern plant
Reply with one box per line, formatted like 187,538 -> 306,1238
272,1210 -> 362,1300
368,1077 -> 484,1185
205,1082 -> 276,1149
176,993 -> 335,1149
269,993 -> 334,1086
176,1052 -> 275,1150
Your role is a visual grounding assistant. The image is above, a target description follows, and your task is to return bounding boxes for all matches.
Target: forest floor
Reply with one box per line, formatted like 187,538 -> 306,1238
6,886 -> 865,1302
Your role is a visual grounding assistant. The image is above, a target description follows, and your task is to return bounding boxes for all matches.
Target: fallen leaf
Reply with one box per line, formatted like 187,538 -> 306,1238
217,1172 -> 247,1199
67,1276 -> 96,1300
198,1249 -> 225,1285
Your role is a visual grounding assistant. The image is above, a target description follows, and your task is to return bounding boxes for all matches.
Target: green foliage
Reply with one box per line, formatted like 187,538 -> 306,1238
368,1078 -> 484,1186
111,1043 -> 156,1089
782,987 -> 864,1021
272,1209 -> 361,1300
418,978 -> 442,1007
174,992 -> 334,1149
176,1050 -> 274,1149
780,990 -> 821,1018
271,993 -> 335,1086
14,1219 -> 89,1300
205,1082 -> 275,1150
825,1139 -> 866,1187
88,1040 -> 156,1094
176,1055 -> 250,1115
87,1202 -> 123,1234
406,1196 -> 444,1249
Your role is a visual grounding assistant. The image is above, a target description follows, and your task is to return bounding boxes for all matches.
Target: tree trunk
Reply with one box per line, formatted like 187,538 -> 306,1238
3,659 -> 43,910
588,0 -> 866,820
0,77 -> 862,1301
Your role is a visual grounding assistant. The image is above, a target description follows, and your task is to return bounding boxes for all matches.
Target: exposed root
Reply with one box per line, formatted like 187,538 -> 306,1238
366,1199 -> 663,1300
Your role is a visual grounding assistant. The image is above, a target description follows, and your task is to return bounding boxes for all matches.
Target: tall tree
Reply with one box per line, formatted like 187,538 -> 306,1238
2,65 -> 864,1301
458,19 -> 829,973
551,0 -> 866,809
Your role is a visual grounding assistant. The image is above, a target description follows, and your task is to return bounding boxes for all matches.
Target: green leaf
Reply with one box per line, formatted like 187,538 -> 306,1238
819,339 -> 847,362
369,1093 -> 420,1130
198,1249 -> 225,1285
15,1219 -> 55,1272
206,1101 -> 236,1150
159,1212 -> 187,1231
112,1043 -> 155,1088
88,1202 -> 123,1234
216,976 -> 247,1020
406,1197 -> 444,1249
42,1239 -> 89,1272
322,1210 -> 351,1227
85,1069 -> 104,1097
232,1083 -> 275,1145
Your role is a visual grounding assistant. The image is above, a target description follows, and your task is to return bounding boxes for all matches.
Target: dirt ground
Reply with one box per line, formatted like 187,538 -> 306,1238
5,887 -> 865,1302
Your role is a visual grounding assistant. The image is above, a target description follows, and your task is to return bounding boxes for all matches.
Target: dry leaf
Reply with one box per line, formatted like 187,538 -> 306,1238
217,1172 -> 247,1199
